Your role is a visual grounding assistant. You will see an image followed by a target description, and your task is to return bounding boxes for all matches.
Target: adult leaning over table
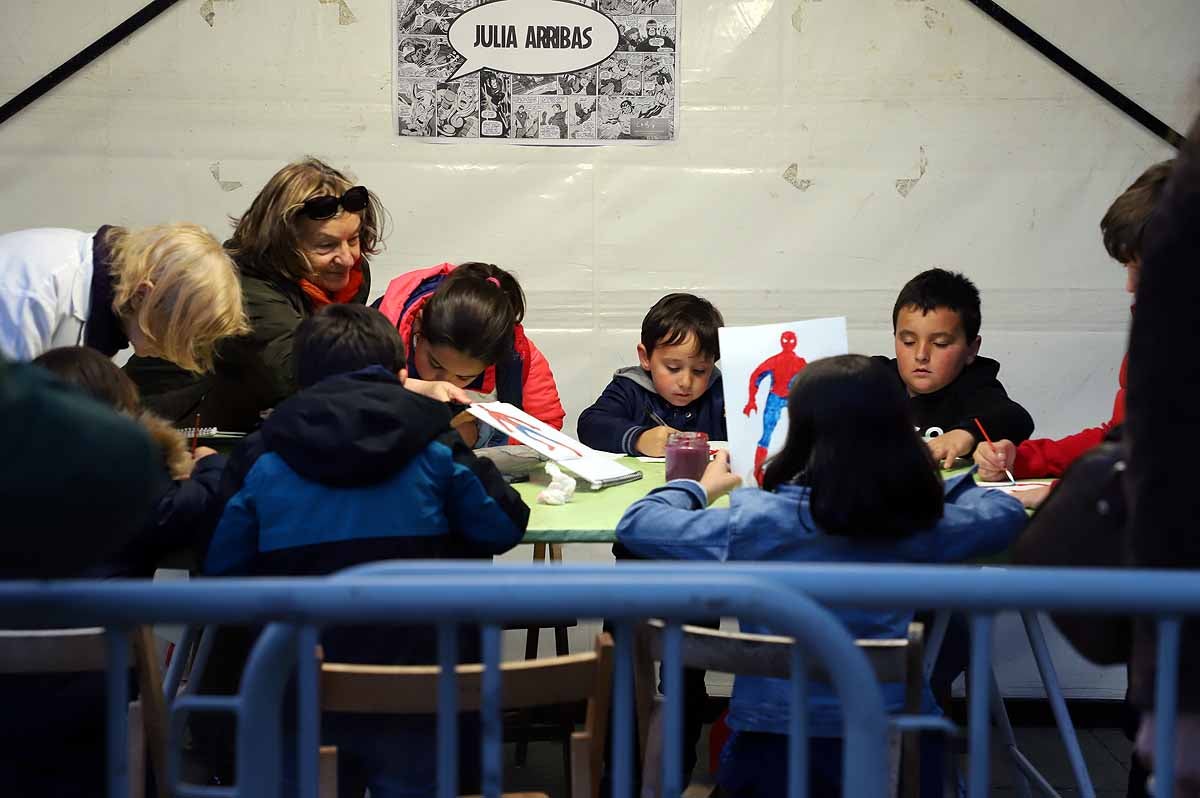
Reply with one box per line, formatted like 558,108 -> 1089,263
0,223 -> 247,370
127,157 -> 386,430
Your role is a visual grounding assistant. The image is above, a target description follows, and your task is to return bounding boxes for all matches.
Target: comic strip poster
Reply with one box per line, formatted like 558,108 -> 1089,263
393,0 -> 679,144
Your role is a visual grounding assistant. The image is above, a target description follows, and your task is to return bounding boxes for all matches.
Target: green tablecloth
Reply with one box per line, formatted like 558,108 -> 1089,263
516,459 -> 1039,545
516,458 -> 730,543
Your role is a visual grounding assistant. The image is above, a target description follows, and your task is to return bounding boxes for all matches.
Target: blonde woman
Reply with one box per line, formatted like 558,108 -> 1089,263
129,157 -> 387,430
0,223 -> 247,371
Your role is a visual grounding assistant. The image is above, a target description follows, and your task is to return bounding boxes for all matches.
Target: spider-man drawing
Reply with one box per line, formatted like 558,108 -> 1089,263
743,331 -> 807,483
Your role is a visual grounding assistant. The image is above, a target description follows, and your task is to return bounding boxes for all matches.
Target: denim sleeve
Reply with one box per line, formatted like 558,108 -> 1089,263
615,481 -> 732,561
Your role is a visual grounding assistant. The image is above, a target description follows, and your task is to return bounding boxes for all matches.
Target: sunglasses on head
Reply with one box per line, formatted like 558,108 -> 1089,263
300,186 -> 369,220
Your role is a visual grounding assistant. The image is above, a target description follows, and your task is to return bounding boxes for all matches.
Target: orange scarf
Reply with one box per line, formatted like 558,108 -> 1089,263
299,264 -> 364,310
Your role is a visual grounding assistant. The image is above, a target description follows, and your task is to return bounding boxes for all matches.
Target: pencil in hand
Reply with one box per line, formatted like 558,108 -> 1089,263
973,417 -> 1016,486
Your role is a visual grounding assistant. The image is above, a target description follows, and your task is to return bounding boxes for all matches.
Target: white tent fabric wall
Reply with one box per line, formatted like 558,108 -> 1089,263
3,0 -> 1196,698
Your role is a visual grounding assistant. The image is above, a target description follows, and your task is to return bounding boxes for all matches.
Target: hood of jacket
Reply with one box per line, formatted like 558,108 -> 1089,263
83,225 -> 130,356
138,410 -> 192,480
614,364 -> 723,396
376,262 -> 456,348
261,366 -> 452,486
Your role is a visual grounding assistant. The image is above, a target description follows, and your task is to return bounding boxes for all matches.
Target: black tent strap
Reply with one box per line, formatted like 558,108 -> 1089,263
0,0 -> 184,128
964,0 -> 1184,148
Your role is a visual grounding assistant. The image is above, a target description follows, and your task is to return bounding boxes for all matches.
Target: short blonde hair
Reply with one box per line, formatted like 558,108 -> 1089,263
106,224 -> 249,374
227,157 -> 387,284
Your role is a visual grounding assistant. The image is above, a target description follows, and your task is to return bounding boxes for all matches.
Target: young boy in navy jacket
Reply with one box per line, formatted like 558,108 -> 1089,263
874,268 -> 1034,469
203,304 -> 528,797
579,292 -> 726,788
578,292 -> 726,456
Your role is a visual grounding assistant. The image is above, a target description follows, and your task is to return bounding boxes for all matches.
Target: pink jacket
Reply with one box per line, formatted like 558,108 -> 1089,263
377,263 -> 565,431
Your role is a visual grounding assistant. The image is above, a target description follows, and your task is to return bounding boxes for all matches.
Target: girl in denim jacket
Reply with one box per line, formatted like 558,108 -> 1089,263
616,354 -> 1029,796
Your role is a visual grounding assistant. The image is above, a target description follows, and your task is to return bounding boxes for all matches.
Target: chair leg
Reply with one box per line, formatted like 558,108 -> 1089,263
128,700 -> 146,798
563,731 -> 575,797
318,746 -> 338,798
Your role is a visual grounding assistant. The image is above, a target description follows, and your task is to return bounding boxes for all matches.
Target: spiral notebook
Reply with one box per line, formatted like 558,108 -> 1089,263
466,402 -> 642,489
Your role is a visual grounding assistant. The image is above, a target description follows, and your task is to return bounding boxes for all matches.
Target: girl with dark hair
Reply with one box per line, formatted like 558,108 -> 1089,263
616,354 -> 1029,796
376,262 -> 564,447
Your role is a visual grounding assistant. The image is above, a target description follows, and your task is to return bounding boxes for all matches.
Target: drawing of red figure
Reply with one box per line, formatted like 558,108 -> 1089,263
743,331 -> 807,484
485,408 -> 586,459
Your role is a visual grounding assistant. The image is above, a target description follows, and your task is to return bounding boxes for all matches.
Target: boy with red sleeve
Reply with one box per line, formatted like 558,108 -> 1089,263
975,160 -> 1172,483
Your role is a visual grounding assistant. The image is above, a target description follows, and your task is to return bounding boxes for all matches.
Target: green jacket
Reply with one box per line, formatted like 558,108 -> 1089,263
126,259 -> 372,431
0,358 -> 166,577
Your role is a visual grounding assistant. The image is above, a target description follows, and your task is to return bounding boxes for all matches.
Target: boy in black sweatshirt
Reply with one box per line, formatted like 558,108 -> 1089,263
874,268 -> 1034,468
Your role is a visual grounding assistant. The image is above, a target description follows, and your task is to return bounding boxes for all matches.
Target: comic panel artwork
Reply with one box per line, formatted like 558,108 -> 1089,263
479,69 -> 511,137
569,96 -> 599,139
394,0 -> 677,142
396,0 -> 476,35
436,76 -> 480,137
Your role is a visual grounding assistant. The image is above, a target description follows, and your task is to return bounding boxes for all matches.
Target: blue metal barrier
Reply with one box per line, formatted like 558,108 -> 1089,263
1,563 -> 1196,797
0,570 -> 889,798
342,561 -> 1200,798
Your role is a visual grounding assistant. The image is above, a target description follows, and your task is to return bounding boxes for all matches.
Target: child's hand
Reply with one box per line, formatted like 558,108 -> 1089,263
742,399 -> 757,416
700,450 -> 742,503
193,446 -> 219,462
1015,483 -> 1052,510
449,410 -> 481,447
405,377 -> 472,405
974,439 -> 1016,481
636,426 -> 677,457
927,429 -> 975,469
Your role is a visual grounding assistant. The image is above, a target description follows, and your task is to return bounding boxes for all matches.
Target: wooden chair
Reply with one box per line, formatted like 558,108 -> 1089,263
0,626 -> 170,798
634,621 -> 925,798
316,632 -> 614,798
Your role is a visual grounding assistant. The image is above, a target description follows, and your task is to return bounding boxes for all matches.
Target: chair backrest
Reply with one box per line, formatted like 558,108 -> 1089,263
319,633 -> 614,798
635,619 -> 921,683
633,620 -> 924,798
0,627 -> 171,798
0,627 -> 110,673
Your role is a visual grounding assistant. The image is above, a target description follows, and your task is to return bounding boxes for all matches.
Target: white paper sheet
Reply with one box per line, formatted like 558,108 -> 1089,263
467,401 -> 640,487
718,318 -> 849,485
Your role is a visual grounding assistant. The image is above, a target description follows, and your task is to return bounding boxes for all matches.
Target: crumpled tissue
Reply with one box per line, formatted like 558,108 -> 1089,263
537,463 -> 577,505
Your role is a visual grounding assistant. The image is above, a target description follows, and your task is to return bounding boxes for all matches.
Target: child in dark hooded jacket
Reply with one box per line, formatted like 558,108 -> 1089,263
203,303 -> 528,798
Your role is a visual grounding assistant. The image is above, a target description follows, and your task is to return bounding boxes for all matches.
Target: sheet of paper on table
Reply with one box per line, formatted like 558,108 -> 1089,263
976,481 -> 1048,494
467,402 -> 642,488
719,318 -> 849,484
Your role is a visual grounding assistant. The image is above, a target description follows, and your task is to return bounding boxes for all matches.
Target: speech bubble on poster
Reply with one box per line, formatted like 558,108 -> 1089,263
447,0 -> 620,81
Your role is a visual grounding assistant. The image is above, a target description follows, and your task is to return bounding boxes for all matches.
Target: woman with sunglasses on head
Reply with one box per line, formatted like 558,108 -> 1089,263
127,157 -> 385,430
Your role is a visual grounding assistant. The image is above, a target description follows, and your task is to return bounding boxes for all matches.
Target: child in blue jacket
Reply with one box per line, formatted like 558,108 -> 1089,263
204,304 -> 529,798
616,354 -> 1029,796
